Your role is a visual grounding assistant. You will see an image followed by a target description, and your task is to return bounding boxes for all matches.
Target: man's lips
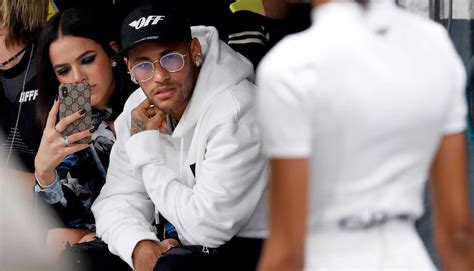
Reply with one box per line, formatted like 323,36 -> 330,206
154,88 -> 175,99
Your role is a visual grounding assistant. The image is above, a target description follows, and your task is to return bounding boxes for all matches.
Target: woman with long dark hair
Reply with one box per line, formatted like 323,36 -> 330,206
34,7 -> 135,256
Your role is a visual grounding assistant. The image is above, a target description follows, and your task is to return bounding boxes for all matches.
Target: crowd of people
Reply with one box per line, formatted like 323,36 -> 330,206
1,0 -> 473,270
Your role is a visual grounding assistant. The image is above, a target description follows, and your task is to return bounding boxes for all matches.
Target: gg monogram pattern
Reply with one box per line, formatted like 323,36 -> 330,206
59,83 -> 92,144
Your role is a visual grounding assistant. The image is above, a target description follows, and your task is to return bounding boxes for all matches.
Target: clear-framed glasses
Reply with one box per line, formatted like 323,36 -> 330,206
130,52 -> 187,83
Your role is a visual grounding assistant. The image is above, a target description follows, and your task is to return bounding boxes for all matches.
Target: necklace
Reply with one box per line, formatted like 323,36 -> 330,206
3,43 -> 34,168
0,46 -> 27,68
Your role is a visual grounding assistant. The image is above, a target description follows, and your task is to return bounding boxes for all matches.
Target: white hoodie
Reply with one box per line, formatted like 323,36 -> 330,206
92,26 -> 268,268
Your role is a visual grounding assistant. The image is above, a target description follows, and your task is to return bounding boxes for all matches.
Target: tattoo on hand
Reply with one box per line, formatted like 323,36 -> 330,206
131,118 -> 146,135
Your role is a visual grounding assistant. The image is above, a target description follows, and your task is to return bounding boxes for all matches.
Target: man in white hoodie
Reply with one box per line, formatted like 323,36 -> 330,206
73,3 -> 268,271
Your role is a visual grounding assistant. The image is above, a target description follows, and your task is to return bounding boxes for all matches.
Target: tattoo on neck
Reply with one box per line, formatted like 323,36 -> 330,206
131,118 -> 146,135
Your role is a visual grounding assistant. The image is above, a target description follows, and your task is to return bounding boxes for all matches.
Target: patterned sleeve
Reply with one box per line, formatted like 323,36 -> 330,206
34,170 -> 64,204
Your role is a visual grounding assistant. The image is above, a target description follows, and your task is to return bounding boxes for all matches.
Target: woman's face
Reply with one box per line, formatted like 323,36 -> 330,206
49,36 -> 115,109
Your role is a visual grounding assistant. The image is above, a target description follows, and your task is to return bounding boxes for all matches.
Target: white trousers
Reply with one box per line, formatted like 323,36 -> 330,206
304,220 -> 436,270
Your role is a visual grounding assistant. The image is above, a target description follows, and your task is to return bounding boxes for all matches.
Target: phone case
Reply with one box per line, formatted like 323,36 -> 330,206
58,83 -> 92,144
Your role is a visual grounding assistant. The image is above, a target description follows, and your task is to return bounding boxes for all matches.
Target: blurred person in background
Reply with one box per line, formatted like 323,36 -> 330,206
257,0 -> 474,270
0,147 -> 70,271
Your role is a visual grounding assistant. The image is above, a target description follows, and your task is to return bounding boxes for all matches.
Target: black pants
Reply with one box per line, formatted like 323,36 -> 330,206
61,237 -> 263,271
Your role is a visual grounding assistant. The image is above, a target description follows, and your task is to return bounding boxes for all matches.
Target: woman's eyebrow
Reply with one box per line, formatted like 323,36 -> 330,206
52,50 -> 96,69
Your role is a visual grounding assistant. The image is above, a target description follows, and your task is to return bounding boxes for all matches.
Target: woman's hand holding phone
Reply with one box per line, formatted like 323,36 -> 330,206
34,97 -> 94,187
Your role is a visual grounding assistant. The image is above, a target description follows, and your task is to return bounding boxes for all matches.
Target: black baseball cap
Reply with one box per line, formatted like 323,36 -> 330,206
116,4 -> 192,58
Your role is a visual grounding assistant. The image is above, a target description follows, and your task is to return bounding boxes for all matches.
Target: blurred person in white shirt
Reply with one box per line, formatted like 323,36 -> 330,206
256,0 -> 474,270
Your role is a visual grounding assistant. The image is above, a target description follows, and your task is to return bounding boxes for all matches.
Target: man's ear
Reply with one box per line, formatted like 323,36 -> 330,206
124,58 -> 131,71
190,38 -> 203,67
123,58 -> 138,84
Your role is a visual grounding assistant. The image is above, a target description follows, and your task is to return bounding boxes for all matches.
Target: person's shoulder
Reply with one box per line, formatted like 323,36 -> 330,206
394,8 -> 450,45
393,9 -> 461,66
258,28 -> 317,77
200,80 -> 257,126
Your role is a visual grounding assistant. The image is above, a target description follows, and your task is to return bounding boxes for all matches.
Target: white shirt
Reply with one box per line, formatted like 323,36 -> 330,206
257,0 -> 466,229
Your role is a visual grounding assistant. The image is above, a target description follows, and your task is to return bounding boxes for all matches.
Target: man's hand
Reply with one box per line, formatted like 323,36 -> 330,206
159,238 -> 179,251
132,240 -> 163,271
132,239 -> 178,271
131,99 -> 168,135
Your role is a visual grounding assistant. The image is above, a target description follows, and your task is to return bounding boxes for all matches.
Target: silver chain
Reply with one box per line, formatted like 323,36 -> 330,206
3,43 -> 34,168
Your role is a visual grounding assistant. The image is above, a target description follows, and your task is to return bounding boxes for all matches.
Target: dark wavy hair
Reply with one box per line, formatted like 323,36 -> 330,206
36,7 -> 132,129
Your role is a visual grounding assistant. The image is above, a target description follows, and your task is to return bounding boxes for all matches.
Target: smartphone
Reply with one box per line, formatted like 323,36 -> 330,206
58,82 -> 92,144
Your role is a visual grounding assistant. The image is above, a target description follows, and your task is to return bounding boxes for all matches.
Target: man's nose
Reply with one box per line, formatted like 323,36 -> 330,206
152,62 -> 171,82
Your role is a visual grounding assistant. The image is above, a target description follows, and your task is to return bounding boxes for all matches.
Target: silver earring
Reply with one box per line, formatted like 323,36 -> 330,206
112,60 -> 117,67
195,59 -> 202,67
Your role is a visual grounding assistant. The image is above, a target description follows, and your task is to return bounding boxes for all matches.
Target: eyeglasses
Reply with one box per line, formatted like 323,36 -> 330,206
130,52 -> 187,83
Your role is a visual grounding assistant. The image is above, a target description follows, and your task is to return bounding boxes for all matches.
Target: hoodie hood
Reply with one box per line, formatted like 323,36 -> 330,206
171,26 -> 255,137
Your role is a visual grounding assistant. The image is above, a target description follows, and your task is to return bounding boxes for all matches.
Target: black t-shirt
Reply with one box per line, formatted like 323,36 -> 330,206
0,44 -> 42,172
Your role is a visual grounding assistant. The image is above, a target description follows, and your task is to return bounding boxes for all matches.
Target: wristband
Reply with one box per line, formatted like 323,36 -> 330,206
34,171 -> 55,189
